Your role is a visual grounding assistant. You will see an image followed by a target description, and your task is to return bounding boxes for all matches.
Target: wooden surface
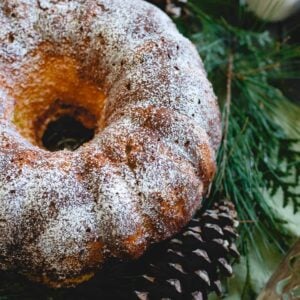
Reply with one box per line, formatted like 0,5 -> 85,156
257,239 -> 300,300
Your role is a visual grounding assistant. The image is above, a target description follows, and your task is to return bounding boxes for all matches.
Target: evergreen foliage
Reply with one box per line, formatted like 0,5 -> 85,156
181,0 -> 300,259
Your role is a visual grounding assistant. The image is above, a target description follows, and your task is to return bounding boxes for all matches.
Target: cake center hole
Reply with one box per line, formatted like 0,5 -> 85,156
42,115 -> 95,152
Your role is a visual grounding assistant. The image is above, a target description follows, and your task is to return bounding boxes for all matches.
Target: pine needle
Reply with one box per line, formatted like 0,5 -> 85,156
182,0 -> 300,260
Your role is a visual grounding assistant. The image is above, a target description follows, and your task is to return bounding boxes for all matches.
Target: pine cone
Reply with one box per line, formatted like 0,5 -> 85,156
87,200 -> 240,300
147,0 -> 188,18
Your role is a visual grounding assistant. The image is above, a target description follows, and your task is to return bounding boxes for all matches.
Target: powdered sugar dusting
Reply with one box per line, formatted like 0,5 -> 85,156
0,0 -> 221,287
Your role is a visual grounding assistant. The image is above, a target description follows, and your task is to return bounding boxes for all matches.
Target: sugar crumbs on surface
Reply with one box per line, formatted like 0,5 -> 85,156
0,0 -> 221,282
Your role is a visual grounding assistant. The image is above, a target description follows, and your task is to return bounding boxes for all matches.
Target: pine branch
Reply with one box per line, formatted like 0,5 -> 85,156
182,0 -> 300,259
222,52 -> 234,164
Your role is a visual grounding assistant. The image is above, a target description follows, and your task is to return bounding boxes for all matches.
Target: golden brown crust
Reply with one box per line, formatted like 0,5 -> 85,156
0,0 -> 221,287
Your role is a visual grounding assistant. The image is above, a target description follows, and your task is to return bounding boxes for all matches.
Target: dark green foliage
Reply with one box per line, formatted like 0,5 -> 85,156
181,1 -> 300,257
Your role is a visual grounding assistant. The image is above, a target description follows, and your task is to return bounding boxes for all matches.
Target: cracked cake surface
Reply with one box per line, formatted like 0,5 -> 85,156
0,0 -> 221,287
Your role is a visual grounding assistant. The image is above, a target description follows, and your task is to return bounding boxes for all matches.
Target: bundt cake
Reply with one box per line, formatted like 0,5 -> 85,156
0,0 -> 221,288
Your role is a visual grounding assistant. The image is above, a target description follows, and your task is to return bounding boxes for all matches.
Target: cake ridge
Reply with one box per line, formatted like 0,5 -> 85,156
0,0 -> 221,287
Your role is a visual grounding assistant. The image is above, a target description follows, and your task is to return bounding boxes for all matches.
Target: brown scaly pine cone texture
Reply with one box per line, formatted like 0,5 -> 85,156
130,200 -> 240,299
